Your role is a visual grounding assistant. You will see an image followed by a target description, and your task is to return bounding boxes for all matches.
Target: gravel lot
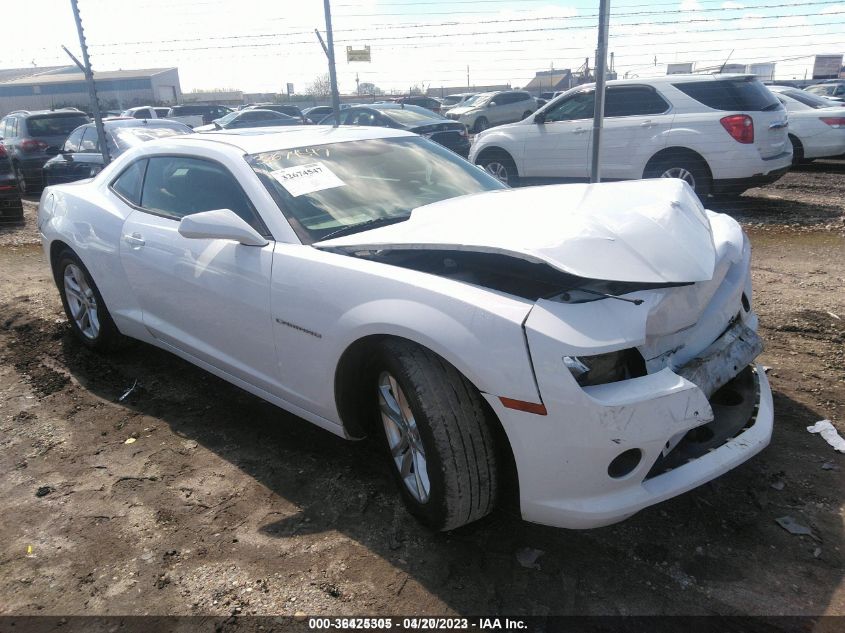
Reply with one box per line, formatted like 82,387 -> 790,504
0,162 -> 843,617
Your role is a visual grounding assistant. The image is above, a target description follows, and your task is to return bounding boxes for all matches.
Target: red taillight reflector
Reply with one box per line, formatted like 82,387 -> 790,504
0,145 -> 6,158
20,139 -> 48,152
821,117 -> 845,128
0,185 -> 16,191
720,114 -> 754,144
499,397 -> 547,416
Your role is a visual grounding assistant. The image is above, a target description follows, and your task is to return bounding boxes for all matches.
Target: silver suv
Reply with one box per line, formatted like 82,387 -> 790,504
445,90 -> 538,133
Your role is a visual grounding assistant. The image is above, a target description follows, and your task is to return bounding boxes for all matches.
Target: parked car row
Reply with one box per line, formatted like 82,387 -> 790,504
3,76 -> 842,196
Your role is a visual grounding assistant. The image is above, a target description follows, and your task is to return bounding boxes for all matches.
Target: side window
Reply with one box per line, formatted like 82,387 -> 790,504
79,127 -> 99,152
110,159 -> 147,206
133,109 -> 151,119
545,92 -> 595,122
140,156 -> 265,233
494,93 -> 512,105
63,127 -> 86,152
516,92 -> 532,102
604,87 -> 670,117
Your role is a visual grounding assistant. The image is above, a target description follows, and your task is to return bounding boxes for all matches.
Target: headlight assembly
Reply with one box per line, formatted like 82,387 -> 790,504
563,349 -> 646,387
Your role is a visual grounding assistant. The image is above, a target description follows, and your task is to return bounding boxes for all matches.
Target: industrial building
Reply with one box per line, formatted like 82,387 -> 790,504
0,66 -> 181,116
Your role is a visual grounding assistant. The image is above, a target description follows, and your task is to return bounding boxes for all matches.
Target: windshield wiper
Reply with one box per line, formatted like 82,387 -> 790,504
318,215 -> 410,241
559,288 -> 644,305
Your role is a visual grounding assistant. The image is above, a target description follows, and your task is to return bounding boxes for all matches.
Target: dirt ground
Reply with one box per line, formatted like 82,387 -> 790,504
0,163 -> 843,617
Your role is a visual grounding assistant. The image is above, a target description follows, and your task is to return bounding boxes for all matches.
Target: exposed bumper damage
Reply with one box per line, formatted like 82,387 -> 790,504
486,209 -> 773,529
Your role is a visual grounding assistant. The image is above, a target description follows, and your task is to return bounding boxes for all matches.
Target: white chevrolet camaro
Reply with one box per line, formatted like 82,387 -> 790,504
38,126 -> 774,531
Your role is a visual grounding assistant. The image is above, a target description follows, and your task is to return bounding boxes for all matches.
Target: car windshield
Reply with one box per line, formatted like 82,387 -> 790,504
247,136 -> 505,244
112,125 -> 191,150
216,111 -> 241,125
27,114 -> 90,137
780,89 -> 835,109
806,84 -> 839,97
462,93 -> 491,107
382,107 -> 441,126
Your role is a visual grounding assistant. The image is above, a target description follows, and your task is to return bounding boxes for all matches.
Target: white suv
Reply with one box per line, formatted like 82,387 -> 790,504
469,74 -> 791,197
445,90 -> 538,133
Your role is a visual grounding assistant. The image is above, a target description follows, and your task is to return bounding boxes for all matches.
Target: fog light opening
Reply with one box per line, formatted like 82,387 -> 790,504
686,425 -> 715,444
711,387 -> 744,407
741,293 -> 751,312
608,448 -> 642,479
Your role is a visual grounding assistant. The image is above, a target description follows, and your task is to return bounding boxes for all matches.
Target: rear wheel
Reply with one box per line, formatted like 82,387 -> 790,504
473,117 -> 489,133
644,153 -> 712,198
476,151 -> 519,186
55,249 -> 127,352
373,340 -> 498,531
14,163 -> 28,195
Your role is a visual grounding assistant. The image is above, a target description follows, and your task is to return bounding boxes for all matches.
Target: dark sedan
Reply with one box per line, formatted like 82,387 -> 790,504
318,104 -> 470,156
243,104 -> 308,124
0,143 -> 23,222
193,109 -> 300,132
43,119 -> 192,186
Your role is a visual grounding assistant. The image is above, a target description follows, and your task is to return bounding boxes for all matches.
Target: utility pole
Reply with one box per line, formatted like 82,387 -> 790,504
467,65 -> 470,90
321,0 -> 341,126
355,72 -> 360,96
590,0 -> 610,184
67,0 -> 110,165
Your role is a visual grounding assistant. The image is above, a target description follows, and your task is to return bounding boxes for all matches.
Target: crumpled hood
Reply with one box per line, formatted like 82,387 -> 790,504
316,179 -> 717,284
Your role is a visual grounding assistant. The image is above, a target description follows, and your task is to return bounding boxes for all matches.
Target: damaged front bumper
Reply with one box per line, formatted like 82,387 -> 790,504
486,304 -> 773,529
485,363 -> 773,529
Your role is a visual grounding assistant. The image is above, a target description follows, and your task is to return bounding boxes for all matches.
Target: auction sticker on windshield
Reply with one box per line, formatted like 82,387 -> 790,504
270,162 -> 346,197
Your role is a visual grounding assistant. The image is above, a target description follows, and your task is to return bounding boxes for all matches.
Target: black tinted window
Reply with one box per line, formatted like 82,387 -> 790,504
673,78 -> 781,111
605,87 -> 670,116
140,156 -> 263,231
27,114 -> 90,137
111,159 -> 147,205
545,92 -> 595,121
63,127 -> 85,152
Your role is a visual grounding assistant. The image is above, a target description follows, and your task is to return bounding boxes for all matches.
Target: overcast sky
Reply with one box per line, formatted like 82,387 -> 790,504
4,0 -> 843,94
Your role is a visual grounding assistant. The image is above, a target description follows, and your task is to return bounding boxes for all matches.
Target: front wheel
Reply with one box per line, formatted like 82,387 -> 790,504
476,152 -> 519,186
473,117 -> 489,133
56,249 -> 128,352
373,340 -> 498,531
644,154 -> 711,198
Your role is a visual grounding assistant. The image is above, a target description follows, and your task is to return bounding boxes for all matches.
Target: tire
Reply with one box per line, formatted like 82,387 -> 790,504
476,151 -> 519,186
373,339 -> 498,531
644,153 -> 712,198
55,249 -> 128,352
789,134 -> 804,166
14,163 -> 28,196
473,117 -> 489,133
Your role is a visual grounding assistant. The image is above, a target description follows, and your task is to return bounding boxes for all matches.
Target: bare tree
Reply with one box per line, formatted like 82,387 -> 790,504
306,73 -> 332,98
359,82 -> 383,96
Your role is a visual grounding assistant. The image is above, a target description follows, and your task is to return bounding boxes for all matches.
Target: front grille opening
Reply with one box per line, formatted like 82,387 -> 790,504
645,366 -> 759,480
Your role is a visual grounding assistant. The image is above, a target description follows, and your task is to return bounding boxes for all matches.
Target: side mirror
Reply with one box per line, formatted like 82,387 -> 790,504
45,146 -> 61,156
487,102 -> 496,108
178,209 -> 269,246
534,112 -> 546,124
213,121 -> 222,130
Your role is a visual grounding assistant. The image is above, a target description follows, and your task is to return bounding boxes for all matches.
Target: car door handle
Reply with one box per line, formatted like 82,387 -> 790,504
123,233 -> 145,247
573,127 -> 588,134
640,120 -> 656,127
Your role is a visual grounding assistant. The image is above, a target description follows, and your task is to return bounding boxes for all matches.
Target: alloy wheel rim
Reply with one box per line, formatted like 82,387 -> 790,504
63,264 -> 100,340
660,167 -> 696,189
378,371 -> 431,503
484,161 -> 509,185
